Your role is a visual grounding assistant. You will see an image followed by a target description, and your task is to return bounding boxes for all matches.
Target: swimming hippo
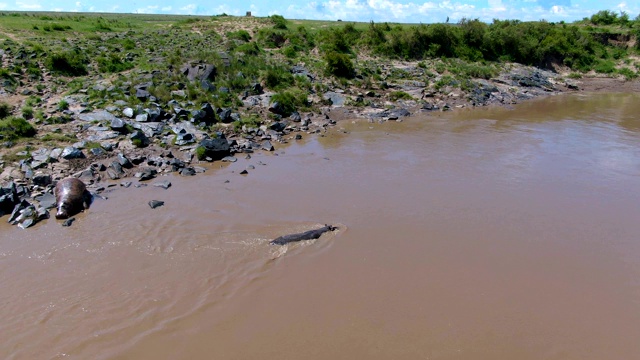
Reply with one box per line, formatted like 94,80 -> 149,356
54,177 -> 91,219
270,225 -> 337,245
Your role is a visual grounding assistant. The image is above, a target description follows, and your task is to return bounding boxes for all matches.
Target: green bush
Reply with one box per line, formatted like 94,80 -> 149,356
325,51 -> 355,78
283,46 -> 297,58
317,24 -> 360,54
594,60 -> 616,73
51,23 -> 71,31
57,99 -> 69,111
617,67 -> 637,80
0,102 -> 11,119
589,10 -> 619,25
0,117 -> 36,140
122,38 -> 136,50
228,30 -> 251,42
21,106 -> 33,119
234,42 -> 262,56
256,28 -> 287,48
389,91 -> 413,101
271,89 -> 309,117
46,49 -> 88,76
270,15 -> 288,30
263,66 -> 294,89
195,145 -> 207,160
96,54 -> 134,73
234,115 -> 262,131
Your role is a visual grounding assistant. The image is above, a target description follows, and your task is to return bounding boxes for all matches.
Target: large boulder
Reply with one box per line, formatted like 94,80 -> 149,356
197,137 -> 230,161
0,182 -> 19,217
181,62 -> 217,82
61,146 -> 85,160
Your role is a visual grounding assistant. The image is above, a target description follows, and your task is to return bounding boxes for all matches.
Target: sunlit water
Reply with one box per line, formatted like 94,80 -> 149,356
1,92 -> 639,359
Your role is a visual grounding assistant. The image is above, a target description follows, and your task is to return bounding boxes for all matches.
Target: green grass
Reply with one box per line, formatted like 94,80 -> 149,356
389,91 -> 414,101
0,117 -> 36,140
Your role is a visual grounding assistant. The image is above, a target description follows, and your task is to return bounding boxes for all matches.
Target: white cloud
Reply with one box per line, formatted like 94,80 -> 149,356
0,3 -> 7,10
16,1 -> 41,9
281,0 -> 616,23
488,0 -> 506,11
161,6 -> 172,11
550,5 -> 564,14
136,5 -> 159,14
180,4 -> 197,14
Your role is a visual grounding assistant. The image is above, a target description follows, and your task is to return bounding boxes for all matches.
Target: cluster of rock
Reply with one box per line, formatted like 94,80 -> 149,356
1,179 -> 54,229
1,62 -> 345,228
1,36 -> 579,230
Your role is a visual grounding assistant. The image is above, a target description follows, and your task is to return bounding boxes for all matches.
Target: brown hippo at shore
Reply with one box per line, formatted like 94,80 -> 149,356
54,178 -> 91,219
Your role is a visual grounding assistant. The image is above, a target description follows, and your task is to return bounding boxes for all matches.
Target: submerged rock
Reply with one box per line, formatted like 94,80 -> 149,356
148,200 -> 164,209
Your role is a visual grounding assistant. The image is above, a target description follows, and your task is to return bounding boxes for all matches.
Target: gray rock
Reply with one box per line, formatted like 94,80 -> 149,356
179,167 -> 196,176
323,92 -> 346,106
61,147 -> 85,160
291,65 -> 315,80
290,112 -> 302,122
106,168 -> 120,180
180,62 -> 217,82
31,148 -> 51,164
90,147 -> 106,156
34,193 -> 56,209
218,108 -> 233,123
0,183 -> 19,216
261,140 -> 274,151
111,118 -> 127,132
136,88 -> 151,101
268,101 -> 285,116
78,110 -> 118,122
49,148 -> 63,160
148,200 -> 164,209
101,142 -> 114,152
250,82 -> 263,95
153,180 -> 172,189
135,167 -> 157,181
136,122 -> 164,138
135,113 -> 149,122
129,130 -> 150,147
122,107 -> 135,118
201,80 -> 216,92
175,132 -> 195,146
32,173 -> 52,186
117,154 -> 133,168
198,137 -> 231,161
269,122 -> 287,132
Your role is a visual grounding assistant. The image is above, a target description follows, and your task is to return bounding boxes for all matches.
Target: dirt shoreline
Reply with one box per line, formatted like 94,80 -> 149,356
1,66 -> 638,229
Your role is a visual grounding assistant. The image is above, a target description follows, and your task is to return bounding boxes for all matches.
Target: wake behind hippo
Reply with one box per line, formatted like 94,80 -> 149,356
270,225 -> 337,245
55,178 -> 91,219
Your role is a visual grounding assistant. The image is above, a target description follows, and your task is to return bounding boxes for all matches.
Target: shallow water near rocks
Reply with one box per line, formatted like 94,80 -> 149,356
2,92 -> 640,359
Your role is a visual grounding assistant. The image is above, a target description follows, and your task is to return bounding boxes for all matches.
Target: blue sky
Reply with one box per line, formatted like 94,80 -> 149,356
1,0 -> 638,23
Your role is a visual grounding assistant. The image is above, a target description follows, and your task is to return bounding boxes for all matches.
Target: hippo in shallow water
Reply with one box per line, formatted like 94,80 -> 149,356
54,178 -> 91,219
270,225 -> 337,245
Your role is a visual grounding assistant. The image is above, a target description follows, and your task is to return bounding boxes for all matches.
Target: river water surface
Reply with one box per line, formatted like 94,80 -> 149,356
1,93 -> 640,359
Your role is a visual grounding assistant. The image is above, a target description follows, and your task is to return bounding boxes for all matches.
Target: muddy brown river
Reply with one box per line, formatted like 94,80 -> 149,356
1,93 -> 640,359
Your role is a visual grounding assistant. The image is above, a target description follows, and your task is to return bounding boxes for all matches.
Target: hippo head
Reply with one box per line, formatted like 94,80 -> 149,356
55,203 -> 72,219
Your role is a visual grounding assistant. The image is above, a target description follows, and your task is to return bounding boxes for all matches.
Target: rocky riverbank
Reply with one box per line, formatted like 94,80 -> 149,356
1,15 -> 637,228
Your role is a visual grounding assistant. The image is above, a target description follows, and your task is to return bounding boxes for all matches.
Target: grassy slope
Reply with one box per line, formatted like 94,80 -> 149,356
0,11 -> 638,159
